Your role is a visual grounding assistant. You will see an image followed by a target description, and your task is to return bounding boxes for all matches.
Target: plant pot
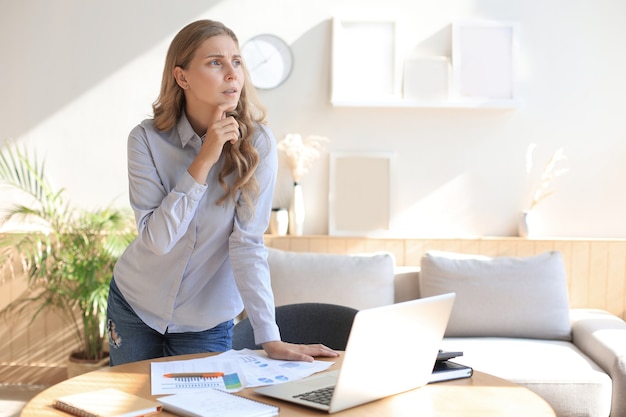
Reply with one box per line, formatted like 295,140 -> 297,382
66,351 -> 110,378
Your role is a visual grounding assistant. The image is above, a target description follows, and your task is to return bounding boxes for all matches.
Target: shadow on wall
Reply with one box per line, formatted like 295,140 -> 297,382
0,297 -> 79,380
0,0 -> 224,141
261,19 -> 333,211
0,249 -> 80,384
0,316 -> 75,385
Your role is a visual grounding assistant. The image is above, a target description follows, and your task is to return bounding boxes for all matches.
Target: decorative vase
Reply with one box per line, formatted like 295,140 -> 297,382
289,182 -> 305,236
518,211 -> 530,238
518,210 -> 536,238
269,208 -> 289,235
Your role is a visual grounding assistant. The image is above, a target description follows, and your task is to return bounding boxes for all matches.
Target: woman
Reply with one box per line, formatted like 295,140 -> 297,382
106,20 -> 337,365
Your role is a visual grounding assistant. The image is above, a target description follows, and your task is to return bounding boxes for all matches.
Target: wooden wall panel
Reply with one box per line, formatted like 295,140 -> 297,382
1,257 -> 82,383
606,242 -> 626,316
569,242 -> 591,310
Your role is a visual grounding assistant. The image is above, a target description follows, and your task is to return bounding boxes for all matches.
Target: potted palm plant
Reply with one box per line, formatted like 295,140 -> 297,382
0,142 -> 135,375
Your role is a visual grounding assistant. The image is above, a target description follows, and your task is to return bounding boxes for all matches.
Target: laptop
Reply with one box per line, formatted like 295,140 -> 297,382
254,292 -> 456,413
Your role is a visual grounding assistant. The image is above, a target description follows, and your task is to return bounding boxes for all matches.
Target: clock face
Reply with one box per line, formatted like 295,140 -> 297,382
241,34 -> 293,90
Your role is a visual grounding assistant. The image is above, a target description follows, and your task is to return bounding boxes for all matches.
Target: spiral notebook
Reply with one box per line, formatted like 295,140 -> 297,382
52,388 -> 162,417
157,388 -> 279,417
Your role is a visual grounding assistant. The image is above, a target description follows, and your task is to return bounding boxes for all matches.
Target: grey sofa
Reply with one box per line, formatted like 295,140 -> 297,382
266,247 -> 626,417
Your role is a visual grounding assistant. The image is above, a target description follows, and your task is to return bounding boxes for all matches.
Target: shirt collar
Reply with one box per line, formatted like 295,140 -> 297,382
176,111 -> 203,148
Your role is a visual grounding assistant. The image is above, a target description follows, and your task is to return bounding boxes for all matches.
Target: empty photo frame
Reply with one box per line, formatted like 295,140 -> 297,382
452,20 -> 519,100
332,18 -> 397,103
329,152 -> 394,236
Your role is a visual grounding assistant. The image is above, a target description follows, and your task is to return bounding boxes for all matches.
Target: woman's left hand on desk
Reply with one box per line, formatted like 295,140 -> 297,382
262,341 -> 339,362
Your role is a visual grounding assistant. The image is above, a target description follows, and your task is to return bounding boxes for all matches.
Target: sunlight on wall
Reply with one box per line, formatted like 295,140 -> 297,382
2,2 -> 333,215
391,173 -> 479,237
2,0 -> 626,237
9,40 -> 172,213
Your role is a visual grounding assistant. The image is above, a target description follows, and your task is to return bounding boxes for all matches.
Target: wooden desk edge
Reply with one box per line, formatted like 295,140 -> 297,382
21,352 -> 556,417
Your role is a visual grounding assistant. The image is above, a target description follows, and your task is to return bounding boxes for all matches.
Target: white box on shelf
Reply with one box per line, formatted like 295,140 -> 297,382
403,56 -> 451,102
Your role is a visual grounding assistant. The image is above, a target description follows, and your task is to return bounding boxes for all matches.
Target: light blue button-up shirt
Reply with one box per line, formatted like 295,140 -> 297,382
113,112 -> 280,345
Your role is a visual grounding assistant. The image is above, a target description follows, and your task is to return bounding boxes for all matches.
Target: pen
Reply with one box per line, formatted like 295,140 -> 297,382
163,372 -> 225,378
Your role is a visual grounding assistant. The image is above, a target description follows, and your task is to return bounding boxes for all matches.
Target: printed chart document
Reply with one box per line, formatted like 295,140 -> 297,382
158,388 -> 279,417
218,349 -> 334,387
151,355 -> 246,395
151,349 -> 333,395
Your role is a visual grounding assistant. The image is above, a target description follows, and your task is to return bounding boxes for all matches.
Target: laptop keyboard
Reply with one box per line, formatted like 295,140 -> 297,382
293,386 -> 335,406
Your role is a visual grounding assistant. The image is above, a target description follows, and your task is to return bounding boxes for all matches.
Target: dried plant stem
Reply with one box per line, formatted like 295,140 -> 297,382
525,145 -> 568,211
277,134 -> 328,182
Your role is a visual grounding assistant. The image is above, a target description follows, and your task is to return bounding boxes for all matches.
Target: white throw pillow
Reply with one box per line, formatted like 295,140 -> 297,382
267,248 -> 395,310
419,250 -> 571,340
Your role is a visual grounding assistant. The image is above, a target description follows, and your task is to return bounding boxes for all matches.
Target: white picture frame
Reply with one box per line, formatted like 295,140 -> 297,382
331,17 -> 398,104
452,19 -> 519,101
328,152 -> 395,236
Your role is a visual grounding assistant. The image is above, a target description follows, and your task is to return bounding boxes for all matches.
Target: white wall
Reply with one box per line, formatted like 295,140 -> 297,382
1,0 -> 625,238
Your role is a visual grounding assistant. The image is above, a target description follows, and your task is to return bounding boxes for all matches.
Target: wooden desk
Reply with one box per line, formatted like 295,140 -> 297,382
22,352 -> 555,417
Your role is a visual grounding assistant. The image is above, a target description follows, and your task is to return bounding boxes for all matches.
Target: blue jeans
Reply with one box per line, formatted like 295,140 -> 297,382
106,277 -> 233,366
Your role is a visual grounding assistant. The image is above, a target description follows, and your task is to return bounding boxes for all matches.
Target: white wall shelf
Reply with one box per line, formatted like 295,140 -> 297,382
331,98 -> 521,109
331,17 -> 520,109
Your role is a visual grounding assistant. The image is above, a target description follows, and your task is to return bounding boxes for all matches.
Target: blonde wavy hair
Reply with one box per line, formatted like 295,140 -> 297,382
152,20 -> 267,217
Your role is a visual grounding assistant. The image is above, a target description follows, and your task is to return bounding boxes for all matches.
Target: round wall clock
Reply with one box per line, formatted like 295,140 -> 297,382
241,34 -> 293,90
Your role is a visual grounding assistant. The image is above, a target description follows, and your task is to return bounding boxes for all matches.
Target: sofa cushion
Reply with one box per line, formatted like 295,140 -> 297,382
267,247 -> 395,310
440,337 -> 612,417
419,250 -> 571,340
